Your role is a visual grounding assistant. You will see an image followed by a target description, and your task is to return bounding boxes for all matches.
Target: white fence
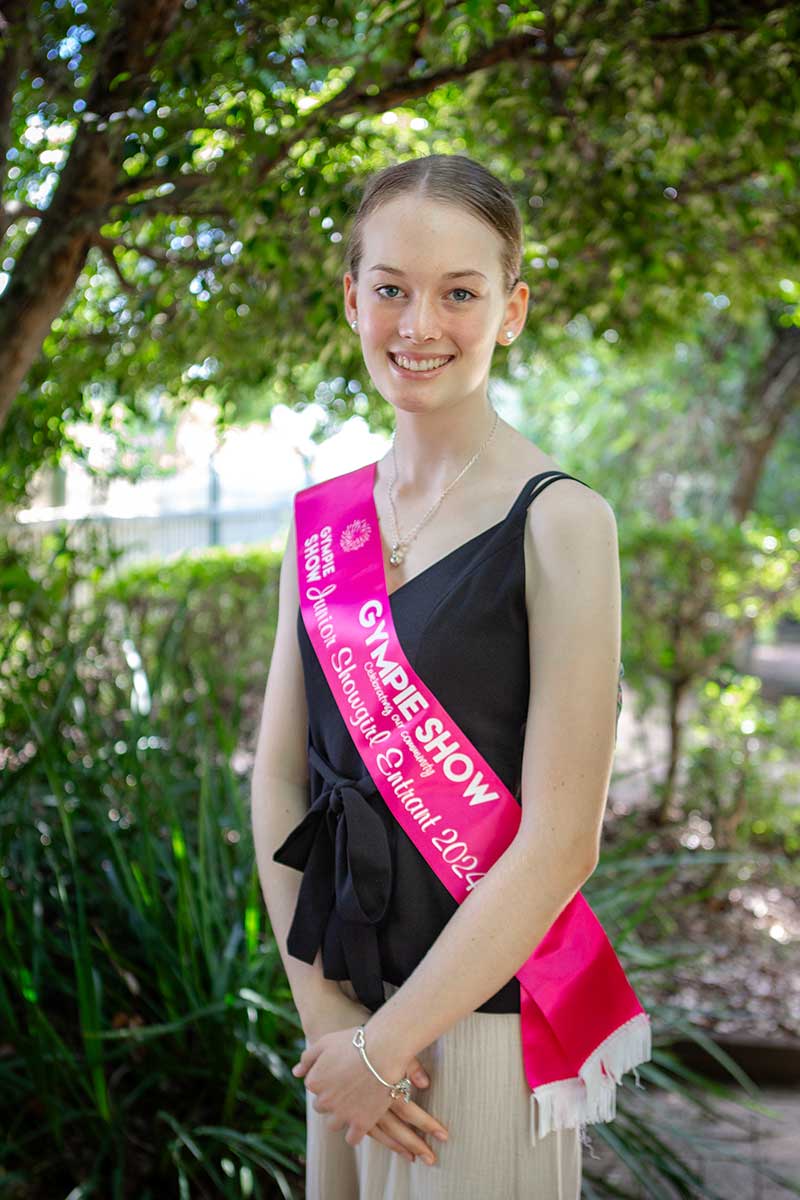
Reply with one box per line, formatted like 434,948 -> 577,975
6,500 -> 291,571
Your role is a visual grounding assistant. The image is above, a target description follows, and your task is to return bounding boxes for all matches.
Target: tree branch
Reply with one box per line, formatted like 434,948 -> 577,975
89,231 -> 215,279
92,236 -> 136,294
104,11 -> 771,226
0,0 -> 30,205
647,22 -> 751,44
0,0 -> 186,430
110,171 -> 229,203
249,31 -> 575,188
327,30 -> 574,116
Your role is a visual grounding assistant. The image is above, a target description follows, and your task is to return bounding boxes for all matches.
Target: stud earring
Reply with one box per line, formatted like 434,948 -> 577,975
504,329 -> 514,341
351,319 -> 358,331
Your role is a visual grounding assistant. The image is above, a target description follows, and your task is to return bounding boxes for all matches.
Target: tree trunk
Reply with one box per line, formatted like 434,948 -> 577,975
729,320 -> 800,521
0,0 -> 184,430
655,677 -> 689,825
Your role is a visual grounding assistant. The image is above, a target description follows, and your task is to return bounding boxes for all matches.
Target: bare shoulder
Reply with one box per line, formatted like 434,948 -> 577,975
526,474 -> 616,540
522,474 -> 618,603
493,425 -> 615,583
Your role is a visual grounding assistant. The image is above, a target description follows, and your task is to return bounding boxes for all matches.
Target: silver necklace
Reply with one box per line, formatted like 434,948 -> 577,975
386,408 -> 500,567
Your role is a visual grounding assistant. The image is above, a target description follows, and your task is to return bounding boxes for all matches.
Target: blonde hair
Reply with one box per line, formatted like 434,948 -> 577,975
344,153 -> 524,295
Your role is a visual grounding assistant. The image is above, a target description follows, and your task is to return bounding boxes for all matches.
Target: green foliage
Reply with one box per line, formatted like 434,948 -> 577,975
3,2 -> 800,499
0,522 -> 124,748
613,504 -> 799,822
0,521 -> 282,759
510,303 -> 800,531
1,733 -> 305,1197
0,530 -> 303,1197
619,514 -> 799,710
1,529 -> 797,1196
684,678 -> 800,871
96,542 -> 282,755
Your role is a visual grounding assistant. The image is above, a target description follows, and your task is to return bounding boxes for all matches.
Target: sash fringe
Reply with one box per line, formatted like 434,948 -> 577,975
529,1012 -> 652,1145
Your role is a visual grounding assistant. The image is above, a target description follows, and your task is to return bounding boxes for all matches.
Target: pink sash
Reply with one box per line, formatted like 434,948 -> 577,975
294,461 -> 651,1142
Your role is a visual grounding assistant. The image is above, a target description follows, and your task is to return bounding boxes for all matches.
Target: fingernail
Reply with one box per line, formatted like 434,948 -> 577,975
415,1072 -> 429,1086
434,1131 -> 448,1141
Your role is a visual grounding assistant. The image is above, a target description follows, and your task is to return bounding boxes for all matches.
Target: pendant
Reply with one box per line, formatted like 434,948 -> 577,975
389,543 -> 405,566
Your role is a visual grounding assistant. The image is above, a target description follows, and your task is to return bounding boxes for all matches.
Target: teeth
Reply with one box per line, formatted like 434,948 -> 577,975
392,353 -> 451,372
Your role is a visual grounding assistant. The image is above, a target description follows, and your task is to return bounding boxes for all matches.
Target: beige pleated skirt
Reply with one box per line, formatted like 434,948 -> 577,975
302,979 -> 582,1200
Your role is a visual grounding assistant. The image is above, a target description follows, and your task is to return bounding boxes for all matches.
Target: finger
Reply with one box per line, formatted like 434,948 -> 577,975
292,1044 -> 317,1078
377,1111 -> 440,1164
390,1097 -> 449,1143
367,1123 -> 415,1163
407,1059 -> 430,1089
346,1121 -> 371,1149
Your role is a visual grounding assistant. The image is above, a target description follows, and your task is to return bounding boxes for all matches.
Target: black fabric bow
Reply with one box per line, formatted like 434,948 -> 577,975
271,743 -> 392,1011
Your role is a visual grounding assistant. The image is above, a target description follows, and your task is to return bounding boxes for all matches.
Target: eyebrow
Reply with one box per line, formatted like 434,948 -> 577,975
367,263 -> 487,281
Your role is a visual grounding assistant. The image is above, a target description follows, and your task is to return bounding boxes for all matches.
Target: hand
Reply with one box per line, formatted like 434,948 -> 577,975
299,993 -> 449,1164
366,1092 -> 450,1168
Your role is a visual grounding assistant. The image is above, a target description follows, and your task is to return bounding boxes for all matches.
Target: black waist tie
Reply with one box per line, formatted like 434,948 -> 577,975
271,743 -> 392,1011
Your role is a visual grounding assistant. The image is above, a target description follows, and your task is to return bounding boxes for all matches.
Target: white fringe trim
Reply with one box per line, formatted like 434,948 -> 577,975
528,1012 -> 652,1147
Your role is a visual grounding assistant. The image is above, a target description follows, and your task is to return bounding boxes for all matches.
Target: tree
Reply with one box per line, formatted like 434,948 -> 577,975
1,0 -> 798,505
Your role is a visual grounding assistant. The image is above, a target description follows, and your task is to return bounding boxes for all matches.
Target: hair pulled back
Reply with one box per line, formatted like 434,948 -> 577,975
344,154 -> 523,296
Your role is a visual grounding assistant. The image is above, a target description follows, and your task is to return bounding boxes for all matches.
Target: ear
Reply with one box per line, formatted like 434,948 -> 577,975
343,272 -> 357,326
503,278 -> 529,339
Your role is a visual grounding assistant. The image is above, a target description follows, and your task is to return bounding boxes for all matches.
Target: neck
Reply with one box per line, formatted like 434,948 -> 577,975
389,400 -> 501,494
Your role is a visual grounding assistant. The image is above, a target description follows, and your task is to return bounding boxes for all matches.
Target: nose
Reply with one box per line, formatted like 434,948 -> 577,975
398,293 -> 441,343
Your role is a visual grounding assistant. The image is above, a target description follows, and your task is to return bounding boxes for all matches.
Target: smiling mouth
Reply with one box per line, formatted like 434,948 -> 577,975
387,351 -> 456,375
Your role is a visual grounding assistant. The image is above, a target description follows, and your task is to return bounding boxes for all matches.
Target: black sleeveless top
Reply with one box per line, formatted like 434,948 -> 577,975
272,470 -> 612,1015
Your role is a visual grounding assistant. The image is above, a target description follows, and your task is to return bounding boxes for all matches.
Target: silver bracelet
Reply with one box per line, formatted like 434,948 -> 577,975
352,1026 -> 412,1103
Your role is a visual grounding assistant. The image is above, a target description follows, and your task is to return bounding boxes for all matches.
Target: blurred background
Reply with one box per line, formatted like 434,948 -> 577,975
1,2 -> 798,1197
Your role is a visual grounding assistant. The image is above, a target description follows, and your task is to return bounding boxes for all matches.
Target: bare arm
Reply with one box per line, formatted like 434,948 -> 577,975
250,506 -> 344,1033
361,482 -> 623,1077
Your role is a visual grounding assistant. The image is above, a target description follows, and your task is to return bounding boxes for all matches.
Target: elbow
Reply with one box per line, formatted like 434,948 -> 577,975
580,847 -> 600,883
515,828 -> 598,886
562,841 -> 598,887
572,829 -> 600,881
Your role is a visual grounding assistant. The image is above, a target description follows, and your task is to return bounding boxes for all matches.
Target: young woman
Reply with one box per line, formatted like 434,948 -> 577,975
252,153 -> 625,1199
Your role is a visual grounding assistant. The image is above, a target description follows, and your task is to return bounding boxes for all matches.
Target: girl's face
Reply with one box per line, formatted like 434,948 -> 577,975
343,195 -> 528,412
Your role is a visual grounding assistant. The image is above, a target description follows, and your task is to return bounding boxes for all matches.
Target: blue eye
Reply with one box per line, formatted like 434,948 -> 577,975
374,285 -> 476,303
